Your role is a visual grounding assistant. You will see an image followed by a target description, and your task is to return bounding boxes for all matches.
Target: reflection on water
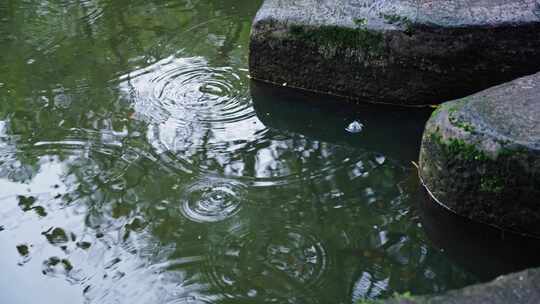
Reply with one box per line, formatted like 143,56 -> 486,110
204,223 -> 329,303
250,82 -> 433,162
0,0 -> 485,303
419,185 -> 540,281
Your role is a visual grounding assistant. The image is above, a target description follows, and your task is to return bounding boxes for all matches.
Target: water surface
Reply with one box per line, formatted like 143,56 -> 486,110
0,1 -> 479,303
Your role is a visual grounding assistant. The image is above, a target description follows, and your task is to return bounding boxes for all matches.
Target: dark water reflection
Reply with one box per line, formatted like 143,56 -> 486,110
0,1 -> 479,303
250,82 -> 433,162
419,186 -> 540,281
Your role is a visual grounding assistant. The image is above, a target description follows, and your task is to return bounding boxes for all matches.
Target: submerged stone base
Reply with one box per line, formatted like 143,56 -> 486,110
249,0 -> 540,105
419,72 -> 540,236
380,267 -> 540,304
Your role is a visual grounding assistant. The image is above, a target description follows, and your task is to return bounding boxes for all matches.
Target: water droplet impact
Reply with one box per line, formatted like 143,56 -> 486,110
180,179 -> 246,223
345,121 -> 364,133
117,56 -> 263,175
119,56 -> 253,125
266,231 -> 327,284
205,225 -> 329,299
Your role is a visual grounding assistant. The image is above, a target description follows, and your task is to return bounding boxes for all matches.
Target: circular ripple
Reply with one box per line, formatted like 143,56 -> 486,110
120,56 -> 266,176
265,230 -> 327,285
166,297 -> 212,304
128,56 -> 254,125
180,179 -> 246,223
204,224 -> 329,300
121,56 -> 402,189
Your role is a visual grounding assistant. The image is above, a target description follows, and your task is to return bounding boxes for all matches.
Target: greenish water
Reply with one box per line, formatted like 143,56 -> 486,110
0,1 -> 480,303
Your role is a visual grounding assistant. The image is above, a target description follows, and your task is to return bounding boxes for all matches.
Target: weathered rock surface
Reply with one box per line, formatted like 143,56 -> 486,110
379,267 -> 540,304
249,0 -> 540,105
419,72 -> 540,236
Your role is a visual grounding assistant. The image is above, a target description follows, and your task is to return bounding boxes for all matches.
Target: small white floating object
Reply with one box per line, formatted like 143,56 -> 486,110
282,82 -> 287,86
345,120 -> 364,133
375,155 -> 386,165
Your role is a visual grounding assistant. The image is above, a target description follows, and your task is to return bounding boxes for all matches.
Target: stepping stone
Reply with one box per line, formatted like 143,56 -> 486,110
380,267 -> 540,304
249,0 -> 540,105
419,72 -> 540,236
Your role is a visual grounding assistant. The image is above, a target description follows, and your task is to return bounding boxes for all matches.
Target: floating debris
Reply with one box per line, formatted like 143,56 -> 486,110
375,155 -> 386,165
345,121 -> 364,133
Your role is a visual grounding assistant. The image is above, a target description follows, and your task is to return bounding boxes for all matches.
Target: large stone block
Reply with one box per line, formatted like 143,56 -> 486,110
419,72 -> 540,236
380,267 -> 540,303
249,0 -> 540,105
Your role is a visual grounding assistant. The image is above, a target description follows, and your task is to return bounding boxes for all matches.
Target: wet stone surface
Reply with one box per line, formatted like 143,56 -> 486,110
249,0 -> 540,105
381,267 -> 540,304
419,72 -> 540,236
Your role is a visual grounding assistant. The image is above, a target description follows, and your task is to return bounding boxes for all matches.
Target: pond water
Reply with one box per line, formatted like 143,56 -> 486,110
0,1 -> 486,303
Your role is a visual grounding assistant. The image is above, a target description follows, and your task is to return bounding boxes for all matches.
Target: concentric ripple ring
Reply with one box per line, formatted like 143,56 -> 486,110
180,178 -> 247,223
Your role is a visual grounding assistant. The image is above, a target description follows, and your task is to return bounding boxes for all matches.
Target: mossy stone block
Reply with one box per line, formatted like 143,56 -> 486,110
419,72 -> 540,236
249,0 -> 540,105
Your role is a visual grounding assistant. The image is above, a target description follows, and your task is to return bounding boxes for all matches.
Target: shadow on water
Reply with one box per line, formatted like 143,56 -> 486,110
251,81 -> 433,162
418,185 -> 540,282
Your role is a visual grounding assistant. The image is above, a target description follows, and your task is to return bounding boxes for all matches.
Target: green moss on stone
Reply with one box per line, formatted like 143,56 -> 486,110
447,99 -> 467,114
430,105 -> 443,118
449,114 -> 475,133
442,99 -> 476,133
430,132 -> 489,161
480,176 -> 504,193
430,99 -> 466,122
446,138 -> 488,161
289,24 -> 385,56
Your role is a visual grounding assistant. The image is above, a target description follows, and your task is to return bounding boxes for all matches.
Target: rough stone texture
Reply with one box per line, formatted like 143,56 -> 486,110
249,0 -> 540,105
377,267 -> 540,304
419,72 -> 540,236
